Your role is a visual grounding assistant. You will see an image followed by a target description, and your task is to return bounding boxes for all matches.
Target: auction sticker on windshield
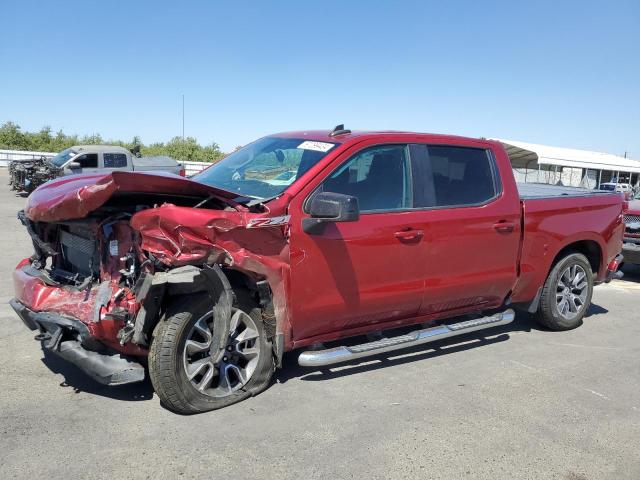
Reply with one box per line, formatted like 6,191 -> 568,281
297,141 -> 335,152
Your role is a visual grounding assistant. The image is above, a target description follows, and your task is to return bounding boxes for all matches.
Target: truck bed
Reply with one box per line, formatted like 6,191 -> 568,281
512,181 -> 624,304
132,156 -> 179,168
132,156 -> 182,174
517,182 -> 615,200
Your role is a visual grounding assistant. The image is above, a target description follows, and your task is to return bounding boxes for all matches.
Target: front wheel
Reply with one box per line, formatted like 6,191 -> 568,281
535,252 -> 594,330
149,292 -> 274,414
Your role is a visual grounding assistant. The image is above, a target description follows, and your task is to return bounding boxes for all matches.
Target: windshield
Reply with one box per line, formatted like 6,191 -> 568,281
50,148 -> 77,167
600,184 -> 616,191
194,136 -> 338,200
274,171 -> 296,181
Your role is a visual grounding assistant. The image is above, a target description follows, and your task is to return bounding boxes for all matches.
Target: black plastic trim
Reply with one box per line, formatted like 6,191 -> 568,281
9,298 -> 145,386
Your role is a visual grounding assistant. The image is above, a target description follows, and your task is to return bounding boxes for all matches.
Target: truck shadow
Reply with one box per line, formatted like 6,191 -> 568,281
276,304 -> 609,384
40,348 -> 154,402
37,303 -> 609,402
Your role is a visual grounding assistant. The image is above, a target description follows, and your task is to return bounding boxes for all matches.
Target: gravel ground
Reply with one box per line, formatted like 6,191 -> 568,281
0,170 -> 638,480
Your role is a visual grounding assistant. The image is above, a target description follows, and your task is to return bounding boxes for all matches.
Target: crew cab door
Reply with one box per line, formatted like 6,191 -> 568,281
288,143 -> 427,342
409,143 -> 521,315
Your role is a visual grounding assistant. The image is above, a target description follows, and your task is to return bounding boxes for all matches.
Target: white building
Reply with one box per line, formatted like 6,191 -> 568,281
494,139 -> 640,189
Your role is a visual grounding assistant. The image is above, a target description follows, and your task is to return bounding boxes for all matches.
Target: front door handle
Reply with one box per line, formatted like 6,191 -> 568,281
395,229 -> 424,242
493,221 -> 515,233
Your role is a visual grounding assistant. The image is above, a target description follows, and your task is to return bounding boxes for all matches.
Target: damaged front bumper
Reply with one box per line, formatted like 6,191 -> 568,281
10,298 -> 145,386
8,159 -> 61,193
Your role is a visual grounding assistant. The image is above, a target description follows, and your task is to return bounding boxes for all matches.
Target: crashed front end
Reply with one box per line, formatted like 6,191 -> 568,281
11,171 -> 290,386
8,158 -> 61,193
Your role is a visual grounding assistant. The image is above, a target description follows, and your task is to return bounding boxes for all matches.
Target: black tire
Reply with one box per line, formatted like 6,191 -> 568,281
148,291 -> 274,414
535,252 -> 594,331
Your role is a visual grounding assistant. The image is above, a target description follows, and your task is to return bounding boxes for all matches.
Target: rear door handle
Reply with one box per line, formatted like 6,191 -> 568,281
394,229 -> 424,242
493,221 -> 515,233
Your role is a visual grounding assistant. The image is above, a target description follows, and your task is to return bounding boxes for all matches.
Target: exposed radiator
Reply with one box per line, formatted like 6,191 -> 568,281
59,229 -> 99,277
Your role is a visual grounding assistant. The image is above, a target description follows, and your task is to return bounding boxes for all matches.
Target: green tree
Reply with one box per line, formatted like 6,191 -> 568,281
28,126 -> 53,151
201,142 -> 225,162
80,133 -> 104,145
0,121 -> 29,150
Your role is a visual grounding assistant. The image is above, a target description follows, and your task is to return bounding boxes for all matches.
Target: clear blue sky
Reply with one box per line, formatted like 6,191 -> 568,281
1,0 -> 638,156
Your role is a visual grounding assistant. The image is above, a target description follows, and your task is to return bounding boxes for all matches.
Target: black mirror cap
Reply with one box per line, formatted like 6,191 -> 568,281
303,192 -> 359,234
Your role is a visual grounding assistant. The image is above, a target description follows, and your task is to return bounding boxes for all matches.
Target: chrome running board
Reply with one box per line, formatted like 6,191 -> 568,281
298,309 -> 515,367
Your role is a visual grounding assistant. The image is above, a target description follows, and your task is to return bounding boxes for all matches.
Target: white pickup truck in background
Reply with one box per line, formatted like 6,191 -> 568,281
9,144 -> 185,193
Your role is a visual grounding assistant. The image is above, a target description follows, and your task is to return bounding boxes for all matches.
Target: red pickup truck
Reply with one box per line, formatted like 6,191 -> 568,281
11,127 -> 624,414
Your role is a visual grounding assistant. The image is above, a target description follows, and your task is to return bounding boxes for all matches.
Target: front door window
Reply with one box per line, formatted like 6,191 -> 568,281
319,144 -> 411,212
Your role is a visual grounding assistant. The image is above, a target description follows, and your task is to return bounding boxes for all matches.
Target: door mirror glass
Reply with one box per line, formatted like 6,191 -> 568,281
303,192 -> 359,233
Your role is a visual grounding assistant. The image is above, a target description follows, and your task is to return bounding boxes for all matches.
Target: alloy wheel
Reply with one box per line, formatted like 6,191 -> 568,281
556,264 -> 589,320
182,308 -> 261,398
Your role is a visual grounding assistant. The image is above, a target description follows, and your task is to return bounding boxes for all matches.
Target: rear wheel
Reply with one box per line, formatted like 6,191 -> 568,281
149,292 -> 274,414
535,252 -> 593,330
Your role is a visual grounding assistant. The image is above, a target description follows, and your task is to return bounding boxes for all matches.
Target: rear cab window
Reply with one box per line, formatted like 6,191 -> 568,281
410,144 -> 500,208
103,153 -> 128,168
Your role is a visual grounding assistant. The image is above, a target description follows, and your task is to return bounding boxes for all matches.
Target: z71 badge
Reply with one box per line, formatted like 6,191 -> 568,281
246,215 -> 291,228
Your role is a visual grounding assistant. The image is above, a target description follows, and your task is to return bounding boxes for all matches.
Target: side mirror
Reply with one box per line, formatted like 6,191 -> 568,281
302,191 -> 359,234
68,161 -> 81,170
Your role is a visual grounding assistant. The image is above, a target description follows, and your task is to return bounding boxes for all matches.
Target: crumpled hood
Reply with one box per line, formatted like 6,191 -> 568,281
22,170 -> 293,346
25,171 -> 241,222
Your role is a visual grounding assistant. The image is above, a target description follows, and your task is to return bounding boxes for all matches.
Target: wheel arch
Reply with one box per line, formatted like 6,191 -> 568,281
516,238 -> 602,313
131,265 -> 281,366
550,239 -> 602,275
534,241 -> 596,331
223,268 -> 278,356
131,265 -> 233,349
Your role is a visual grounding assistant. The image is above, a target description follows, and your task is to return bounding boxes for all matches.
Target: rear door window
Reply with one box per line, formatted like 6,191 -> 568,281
412,145 -> 499,208
319,144 -> 411,212
103,153 -> 128,168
